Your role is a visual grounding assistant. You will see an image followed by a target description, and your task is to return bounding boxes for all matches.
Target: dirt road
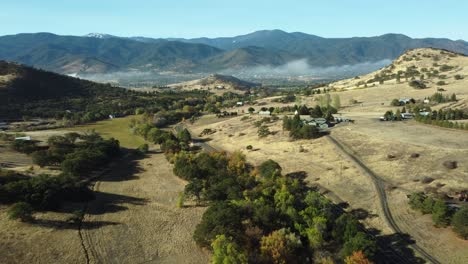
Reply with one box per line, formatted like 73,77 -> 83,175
80,151 -> 209,264
327,135 -> 441,264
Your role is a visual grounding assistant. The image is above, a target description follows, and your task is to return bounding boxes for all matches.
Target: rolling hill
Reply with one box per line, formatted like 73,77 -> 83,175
168,74 -> 259,94
0,31 -> 467,76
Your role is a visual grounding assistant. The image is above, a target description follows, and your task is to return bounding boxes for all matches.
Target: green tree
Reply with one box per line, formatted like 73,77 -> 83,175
421,196 -> 434,214
211,235 -> 247,264
8,202 -> 34,222
178,128 -> 192,143
31,150 -> 51,167
193,202 -> 245,247
258,160 -> 282,179
342,232 -> 377,259
408,192 -> 425,211
432,199 -> 451,227
184,178 -> 204,204
248,107 -> 255,114
451,206 -> 468,239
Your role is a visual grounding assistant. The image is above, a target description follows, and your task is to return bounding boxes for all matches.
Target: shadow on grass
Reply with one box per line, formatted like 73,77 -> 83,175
373,231 -> 426,264
31,218 -> 120,230
98,148 -> 146,182
86,191 -> 148,215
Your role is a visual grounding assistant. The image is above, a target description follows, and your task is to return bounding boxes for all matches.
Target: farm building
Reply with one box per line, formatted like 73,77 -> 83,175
401,113 -> 414,119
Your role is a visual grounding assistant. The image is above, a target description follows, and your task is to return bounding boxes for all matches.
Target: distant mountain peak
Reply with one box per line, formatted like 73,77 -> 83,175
84,33 -> 116,39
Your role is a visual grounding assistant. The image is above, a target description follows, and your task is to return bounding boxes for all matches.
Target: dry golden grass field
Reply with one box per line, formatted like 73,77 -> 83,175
187,48 -> 468,263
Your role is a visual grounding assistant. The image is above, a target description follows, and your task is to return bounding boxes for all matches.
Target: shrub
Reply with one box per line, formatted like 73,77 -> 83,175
176,191 -> 185,208
443,161 -> 457,169
8,202 -> 33,222
390,99 -> 401,106
258,125 -> 270,138
258,160 -> 282,179
409,80 -> 426,89
246,145 -> 253,150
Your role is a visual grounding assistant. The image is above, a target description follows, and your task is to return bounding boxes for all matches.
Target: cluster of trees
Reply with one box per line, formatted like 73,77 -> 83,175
172,153 -> 377,263
28,133 -> 120,176
283,115 -> 321,140
409,192 -> 468,239
0,132 -> 121,221
381,110 -> 402,121
131,120 -> 191,155
414,108 -> 468,130
429,93 -> 457,104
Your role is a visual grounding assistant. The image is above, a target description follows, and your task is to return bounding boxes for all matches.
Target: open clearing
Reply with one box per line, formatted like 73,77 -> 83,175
62,116 -> 146,149
81,150 -> 209,264
0,148 -> 209,264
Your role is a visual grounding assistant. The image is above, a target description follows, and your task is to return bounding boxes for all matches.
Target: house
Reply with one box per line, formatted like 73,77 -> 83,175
314,118 -> 327,125
399,98 -> 413,104
236,101 -> 244,106
335,117 -> 352,123
401,113 -> 414,119
258,111 -> 271,116
15,136 -> 31,141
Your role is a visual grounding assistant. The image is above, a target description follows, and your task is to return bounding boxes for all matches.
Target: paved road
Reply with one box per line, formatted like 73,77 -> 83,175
327,135 -> 441,264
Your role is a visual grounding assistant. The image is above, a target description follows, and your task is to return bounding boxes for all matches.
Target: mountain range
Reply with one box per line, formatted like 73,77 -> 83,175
1,30 -> 467,75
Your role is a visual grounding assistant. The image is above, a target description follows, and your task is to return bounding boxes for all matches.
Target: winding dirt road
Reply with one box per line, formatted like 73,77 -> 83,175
327,135 -> 441,264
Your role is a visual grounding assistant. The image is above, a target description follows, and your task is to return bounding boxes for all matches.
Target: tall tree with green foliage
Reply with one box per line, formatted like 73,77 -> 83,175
178,128 -> 192,143
432,199 -> 451,227
451,206 -> 468,239
211,235 -> 247,264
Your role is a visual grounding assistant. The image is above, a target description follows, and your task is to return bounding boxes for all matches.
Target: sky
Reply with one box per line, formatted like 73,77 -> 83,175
1,0 -> 467,40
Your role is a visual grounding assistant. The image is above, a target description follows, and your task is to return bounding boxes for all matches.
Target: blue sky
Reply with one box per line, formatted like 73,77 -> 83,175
1,0 -> 467,40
